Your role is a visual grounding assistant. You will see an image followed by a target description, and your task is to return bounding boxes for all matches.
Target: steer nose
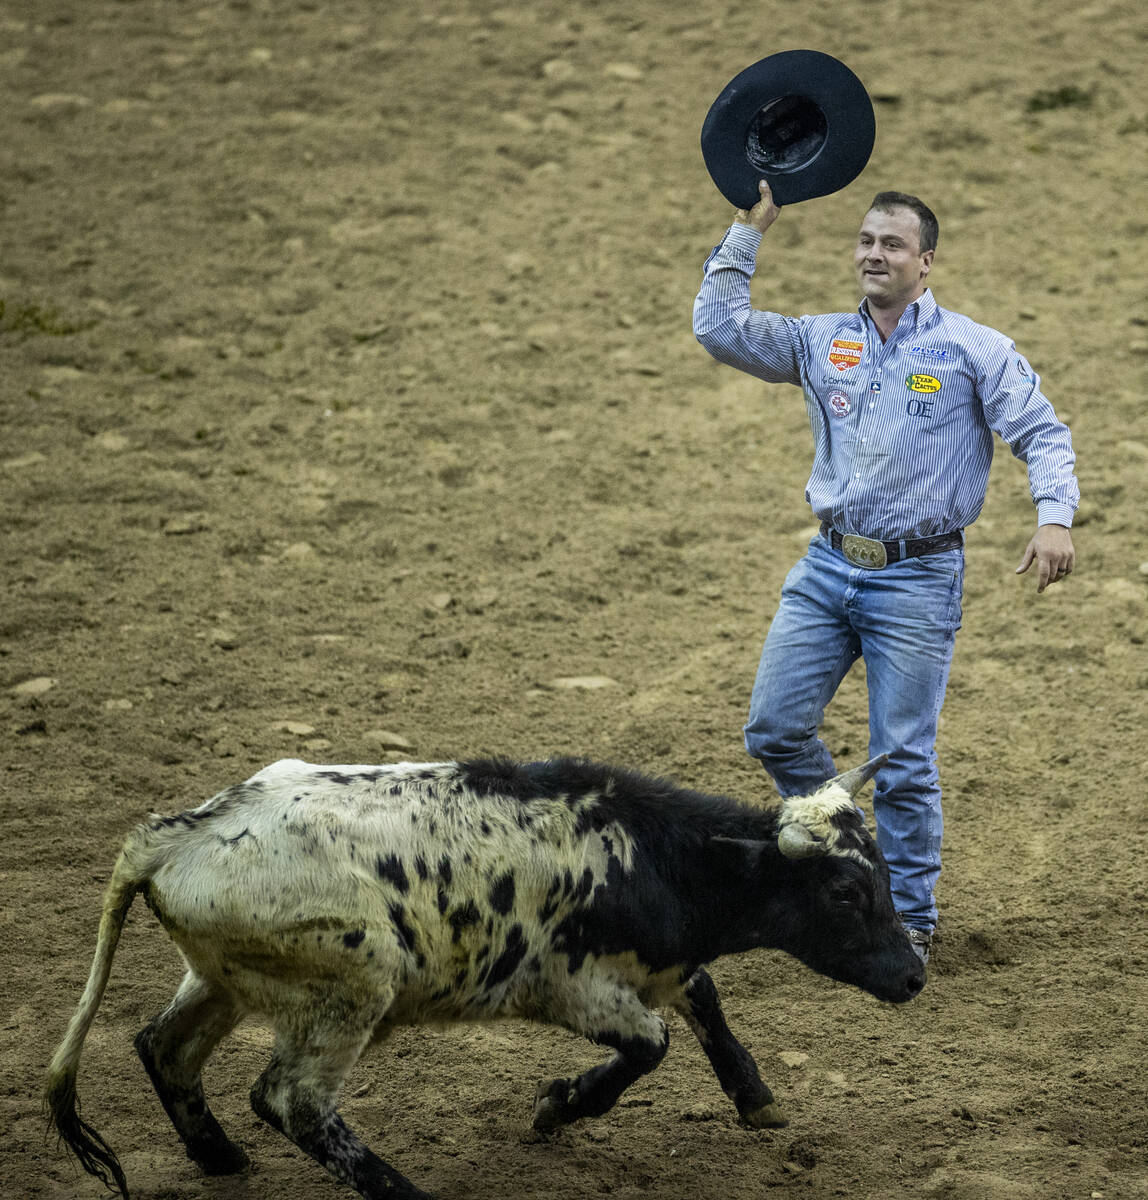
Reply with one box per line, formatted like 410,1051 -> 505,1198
904,964 -> 926,998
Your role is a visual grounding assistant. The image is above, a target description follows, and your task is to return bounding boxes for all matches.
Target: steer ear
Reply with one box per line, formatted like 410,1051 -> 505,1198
777,823 -> 828,860
824,754 -> 889,800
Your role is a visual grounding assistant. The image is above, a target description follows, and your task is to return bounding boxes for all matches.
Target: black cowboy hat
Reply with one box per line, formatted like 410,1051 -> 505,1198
700,50 -> 875,208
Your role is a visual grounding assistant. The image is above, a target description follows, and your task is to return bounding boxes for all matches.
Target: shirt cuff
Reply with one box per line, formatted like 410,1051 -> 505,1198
722,223 -> 764,256
1037,500 -> 1076,527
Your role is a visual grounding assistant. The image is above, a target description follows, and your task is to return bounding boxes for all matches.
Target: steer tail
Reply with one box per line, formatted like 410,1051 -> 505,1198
44,834 -> 153,1199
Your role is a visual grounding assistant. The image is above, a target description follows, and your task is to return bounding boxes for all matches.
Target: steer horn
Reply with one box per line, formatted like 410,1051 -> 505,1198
777,822 -> 827,860
825,754 -> 889,799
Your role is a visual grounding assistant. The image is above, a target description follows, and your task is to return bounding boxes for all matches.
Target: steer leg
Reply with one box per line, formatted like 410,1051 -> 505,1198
250,1001 -> 432,1200
532,986 -> 669,1132
675,968 -> 788,1128
134,969 -> 248,1173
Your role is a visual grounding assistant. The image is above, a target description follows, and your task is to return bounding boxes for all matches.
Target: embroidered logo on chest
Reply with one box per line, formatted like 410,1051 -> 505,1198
827,389 -> 852,418
829,338 -> 863,371
906,373 -> 941,393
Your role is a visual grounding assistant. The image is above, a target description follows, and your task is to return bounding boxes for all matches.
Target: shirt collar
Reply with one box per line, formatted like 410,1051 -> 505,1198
858,287 -> 938,332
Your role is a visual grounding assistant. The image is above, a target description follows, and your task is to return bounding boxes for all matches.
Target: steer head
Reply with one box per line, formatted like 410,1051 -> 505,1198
745,756 -> 925,1003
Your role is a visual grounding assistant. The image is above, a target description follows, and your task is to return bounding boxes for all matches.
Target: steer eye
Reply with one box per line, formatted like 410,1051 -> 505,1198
827,878 -> 864,909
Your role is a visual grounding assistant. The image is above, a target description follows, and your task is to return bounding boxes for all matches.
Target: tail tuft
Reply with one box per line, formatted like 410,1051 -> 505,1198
44,1074 -> 129,1198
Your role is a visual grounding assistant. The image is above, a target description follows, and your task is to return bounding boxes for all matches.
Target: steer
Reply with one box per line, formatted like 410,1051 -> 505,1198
45,754 -> 924,1199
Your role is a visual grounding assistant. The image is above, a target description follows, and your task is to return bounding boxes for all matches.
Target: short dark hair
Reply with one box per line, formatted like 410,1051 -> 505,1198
868,191 -> 939,254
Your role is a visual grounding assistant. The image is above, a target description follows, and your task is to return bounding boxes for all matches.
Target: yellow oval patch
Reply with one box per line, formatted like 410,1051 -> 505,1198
906,374 -> 941,393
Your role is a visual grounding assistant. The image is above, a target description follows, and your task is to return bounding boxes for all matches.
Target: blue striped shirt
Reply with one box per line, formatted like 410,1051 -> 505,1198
693,223 -> 1079,541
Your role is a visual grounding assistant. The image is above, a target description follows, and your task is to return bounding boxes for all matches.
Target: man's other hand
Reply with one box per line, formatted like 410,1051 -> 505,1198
1016,524 -> 1076,593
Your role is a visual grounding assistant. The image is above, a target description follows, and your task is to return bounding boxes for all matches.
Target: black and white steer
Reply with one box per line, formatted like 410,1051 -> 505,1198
46,754 -> 924,1199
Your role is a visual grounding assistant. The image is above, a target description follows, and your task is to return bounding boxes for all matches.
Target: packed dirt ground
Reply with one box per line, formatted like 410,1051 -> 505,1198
2,1 -> 1146,1198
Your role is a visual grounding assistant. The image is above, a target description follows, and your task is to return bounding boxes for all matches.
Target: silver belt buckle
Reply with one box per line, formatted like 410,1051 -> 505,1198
841,534 -> 888,569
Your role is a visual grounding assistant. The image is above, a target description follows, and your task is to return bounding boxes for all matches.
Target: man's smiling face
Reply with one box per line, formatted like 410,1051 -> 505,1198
854,206 -> 933,311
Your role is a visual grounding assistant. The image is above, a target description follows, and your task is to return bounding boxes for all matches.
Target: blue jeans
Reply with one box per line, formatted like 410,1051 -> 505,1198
744,534 -> 965,931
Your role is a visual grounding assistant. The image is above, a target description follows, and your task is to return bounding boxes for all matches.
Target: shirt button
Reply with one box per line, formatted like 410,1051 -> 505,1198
854,472 -> 861,478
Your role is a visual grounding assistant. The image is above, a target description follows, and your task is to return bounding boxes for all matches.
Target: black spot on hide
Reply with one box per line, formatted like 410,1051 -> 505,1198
437,885 -> 450,915
438,856 -> 453,885
317,769 -> 385,785
376,853 -> 409,894
388,903 -> 422,964
489,871 -> 516,915
414,855 -> 429,881
606,855 -> 625,888
481,924 -> 528,991
449,901 -> 482,942
568,868 -> 594,903
343,930 -> 366,949
538,876 -> 562,924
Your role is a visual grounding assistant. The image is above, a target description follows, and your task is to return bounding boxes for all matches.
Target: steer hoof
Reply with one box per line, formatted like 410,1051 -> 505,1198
740,1101 -> 789,1129
531,1078 -> 575,1132
188,1137 -> 251,1175
202,1145 -> 250,1176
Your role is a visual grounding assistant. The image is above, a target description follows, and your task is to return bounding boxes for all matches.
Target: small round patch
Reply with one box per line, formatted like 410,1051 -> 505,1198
828,389 -> 852,418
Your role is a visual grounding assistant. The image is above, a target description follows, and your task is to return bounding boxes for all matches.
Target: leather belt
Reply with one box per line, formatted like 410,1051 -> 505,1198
820,522 -> 964,569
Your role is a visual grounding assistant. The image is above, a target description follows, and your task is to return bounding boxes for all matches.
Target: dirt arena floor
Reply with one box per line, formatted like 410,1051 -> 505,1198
2,2 -> 1146,1198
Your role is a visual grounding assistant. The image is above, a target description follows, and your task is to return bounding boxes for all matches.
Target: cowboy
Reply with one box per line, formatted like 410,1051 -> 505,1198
693,179 -> 1079,963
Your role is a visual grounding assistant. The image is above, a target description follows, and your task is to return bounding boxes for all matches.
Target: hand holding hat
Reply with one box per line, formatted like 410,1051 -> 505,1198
734,180 -> 784,233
